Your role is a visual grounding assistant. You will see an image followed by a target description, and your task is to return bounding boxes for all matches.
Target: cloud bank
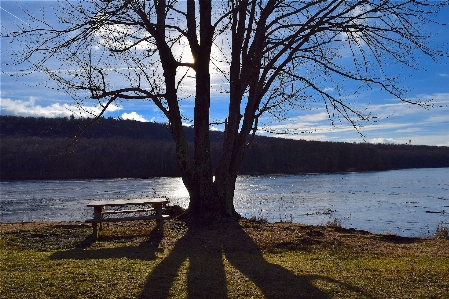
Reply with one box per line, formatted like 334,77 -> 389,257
0,97 -> 122,118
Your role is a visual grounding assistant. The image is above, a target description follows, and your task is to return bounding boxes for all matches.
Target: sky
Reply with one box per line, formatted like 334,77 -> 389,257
1,1 -> 449,146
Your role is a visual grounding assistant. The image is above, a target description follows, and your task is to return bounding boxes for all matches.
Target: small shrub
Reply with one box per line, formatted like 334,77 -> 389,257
326,218 -> 342,228
165,204 -> 185,217
248,216 -> 268,224
434,224 -> 449,240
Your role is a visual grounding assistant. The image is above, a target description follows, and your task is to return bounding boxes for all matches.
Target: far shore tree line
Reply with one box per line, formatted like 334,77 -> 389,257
1,116 -> 448,180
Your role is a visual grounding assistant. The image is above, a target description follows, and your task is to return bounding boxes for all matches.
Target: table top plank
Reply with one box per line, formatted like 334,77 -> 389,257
87,198 -> 168,207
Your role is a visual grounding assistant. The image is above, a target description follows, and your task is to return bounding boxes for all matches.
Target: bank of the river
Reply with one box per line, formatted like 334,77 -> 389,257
1,219 -> 448,299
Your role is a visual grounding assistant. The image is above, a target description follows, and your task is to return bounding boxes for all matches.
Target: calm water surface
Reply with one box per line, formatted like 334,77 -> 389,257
1,167 -> 448,237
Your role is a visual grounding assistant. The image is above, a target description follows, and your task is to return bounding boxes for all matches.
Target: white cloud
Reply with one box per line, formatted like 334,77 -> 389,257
94,23 -> 156,52
282,111 -> 329,125
120,112 -> 148,122
368,138 -> 397,144
302,112 -> 329,122
260,91 -> 449,145
392,134 -> 449,147
415,93 -> 449,102
0,97 -> 122,118
362,122 -> 410,132
439,73 -> 448,77
426,115 -> 449,123
395,128 -> 422,133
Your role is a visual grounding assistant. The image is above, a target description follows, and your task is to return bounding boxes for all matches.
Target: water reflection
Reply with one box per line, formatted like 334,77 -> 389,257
1,168 -> 448,237
169,177 -> 189,206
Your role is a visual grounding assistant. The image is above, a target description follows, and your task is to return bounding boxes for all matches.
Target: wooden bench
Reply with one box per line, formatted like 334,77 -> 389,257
86,198 -> 169,239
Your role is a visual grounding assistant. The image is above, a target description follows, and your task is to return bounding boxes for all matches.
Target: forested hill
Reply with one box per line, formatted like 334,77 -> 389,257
0,115 -> 223,142
1,115 -> 449,180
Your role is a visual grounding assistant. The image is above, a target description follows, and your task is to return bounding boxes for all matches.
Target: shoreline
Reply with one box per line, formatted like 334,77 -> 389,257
2,166 -> 449,181
2,216 -> 447,239
2,218 -> 448,256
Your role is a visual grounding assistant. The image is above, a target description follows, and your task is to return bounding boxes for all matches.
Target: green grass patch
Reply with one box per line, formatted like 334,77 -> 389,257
1,220 -> 448,299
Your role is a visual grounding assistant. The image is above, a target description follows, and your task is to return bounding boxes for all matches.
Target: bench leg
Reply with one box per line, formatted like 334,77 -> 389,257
155,203 -> 164,235
92,206 -> 103,238
156,218 -> 164,235
92,222 -> 99,239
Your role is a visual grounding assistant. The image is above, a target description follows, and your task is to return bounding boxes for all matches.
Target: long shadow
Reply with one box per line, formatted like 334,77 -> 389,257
138,223 -> 228,299
138,220 -> 375,299
50,227 -> 163,261
50,221 -> 375,298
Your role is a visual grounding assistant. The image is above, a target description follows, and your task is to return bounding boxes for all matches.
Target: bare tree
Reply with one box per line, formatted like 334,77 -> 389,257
4,0 -> 448,220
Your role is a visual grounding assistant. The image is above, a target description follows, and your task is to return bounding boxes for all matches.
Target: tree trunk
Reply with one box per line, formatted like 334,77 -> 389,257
182,0 -> 251,221
184,0 -> 235,220
175,0 -> 252,221
186,176 -> 240,221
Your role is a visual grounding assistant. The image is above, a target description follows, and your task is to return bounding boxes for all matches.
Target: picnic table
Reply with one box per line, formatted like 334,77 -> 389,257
85,198 -> 169,239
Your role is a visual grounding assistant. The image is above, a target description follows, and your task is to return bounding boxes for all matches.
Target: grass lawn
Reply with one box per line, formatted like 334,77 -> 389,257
1,219 -> 448,299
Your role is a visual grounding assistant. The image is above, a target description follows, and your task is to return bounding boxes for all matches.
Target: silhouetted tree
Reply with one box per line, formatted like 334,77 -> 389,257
4,1 -> 448,220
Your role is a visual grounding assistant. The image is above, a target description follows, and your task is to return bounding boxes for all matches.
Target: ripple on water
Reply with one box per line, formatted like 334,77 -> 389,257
1,168 -> 448,237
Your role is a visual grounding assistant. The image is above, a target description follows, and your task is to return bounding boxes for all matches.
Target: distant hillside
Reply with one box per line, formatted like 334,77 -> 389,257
1,115 -> 449,180
0,115 -> 223,142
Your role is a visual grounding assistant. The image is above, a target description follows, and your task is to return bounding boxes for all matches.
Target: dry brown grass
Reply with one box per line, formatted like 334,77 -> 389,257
2,218 -> 448,258
1,219 -> 448,299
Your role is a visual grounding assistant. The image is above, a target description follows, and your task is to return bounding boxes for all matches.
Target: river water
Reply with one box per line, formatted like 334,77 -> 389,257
1,168 -> 448,237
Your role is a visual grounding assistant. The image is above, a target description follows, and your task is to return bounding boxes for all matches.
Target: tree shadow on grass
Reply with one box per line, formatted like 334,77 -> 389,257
139,220 -> 375,299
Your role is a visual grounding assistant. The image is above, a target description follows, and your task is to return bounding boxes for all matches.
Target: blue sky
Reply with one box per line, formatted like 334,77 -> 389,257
1,1 -> 449,146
